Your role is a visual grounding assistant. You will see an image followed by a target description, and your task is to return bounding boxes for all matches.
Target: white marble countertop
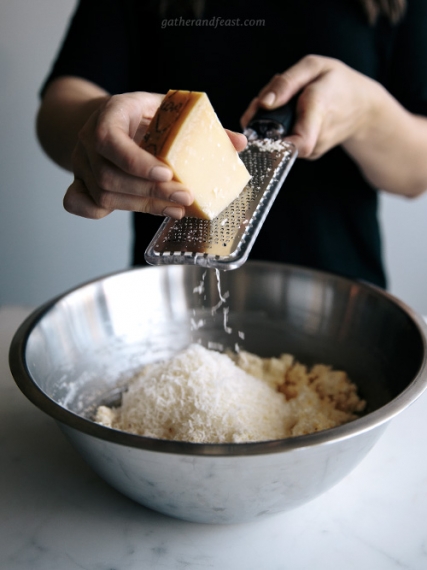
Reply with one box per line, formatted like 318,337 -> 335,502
1,305 -> 427,570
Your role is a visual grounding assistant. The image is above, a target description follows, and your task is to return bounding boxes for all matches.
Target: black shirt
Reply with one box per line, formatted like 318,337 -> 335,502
41,0 -> 427,287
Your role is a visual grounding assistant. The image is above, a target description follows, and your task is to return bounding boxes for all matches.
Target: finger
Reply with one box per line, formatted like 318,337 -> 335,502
89,185 -> 186,218
96,127 -> 174,182
64,178 -> 112,219
87,153 -> 194,205
74,137 -> 193,206
225,129 -> 248,152
89,100 -> 174,183
73,152 -> 187,218
284,91 -> 324,158
257,55 -> 328,110
66,176 -> 187,220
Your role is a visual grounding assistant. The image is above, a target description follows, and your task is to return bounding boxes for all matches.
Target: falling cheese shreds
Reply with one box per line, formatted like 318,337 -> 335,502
95,344 -> 366,443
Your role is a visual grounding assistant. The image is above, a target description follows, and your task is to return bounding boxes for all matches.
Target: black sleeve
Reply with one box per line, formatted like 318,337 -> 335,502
387,0 -> 427,115
40,0 -> 132,97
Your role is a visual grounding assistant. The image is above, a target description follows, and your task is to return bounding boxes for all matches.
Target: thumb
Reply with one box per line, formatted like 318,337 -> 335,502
225,129 -> 248,152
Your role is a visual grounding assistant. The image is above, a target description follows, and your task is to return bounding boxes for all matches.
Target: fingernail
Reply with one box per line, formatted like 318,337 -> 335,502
261,92 -> 275,107
163,206 -> 184,219
170,191 -> 193,206
150,165 -> 172,182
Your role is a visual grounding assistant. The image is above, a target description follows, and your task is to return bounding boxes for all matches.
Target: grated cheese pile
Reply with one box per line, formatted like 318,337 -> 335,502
251,138 -> 292,153
95,344 -> 365,443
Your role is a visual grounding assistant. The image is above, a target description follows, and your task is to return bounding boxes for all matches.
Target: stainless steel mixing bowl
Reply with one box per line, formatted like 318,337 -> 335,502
9,262 -> 427,524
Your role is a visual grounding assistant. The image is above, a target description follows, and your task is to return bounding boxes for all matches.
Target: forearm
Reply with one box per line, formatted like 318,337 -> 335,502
343,82 -> 427,198
36,76 -> 109,171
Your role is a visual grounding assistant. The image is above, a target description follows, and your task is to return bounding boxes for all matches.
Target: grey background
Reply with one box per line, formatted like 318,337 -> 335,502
1,0 -> 426,314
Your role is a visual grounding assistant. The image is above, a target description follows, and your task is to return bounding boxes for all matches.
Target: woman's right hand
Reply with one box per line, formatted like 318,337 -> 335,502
38,81 -> 248,219
64,91 -> 195,220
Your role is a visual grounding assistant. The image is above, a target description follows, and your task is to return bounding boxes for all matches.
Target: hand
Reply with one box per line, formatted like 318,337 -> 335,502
64,91 -> 247,220
240,55 -> 377,160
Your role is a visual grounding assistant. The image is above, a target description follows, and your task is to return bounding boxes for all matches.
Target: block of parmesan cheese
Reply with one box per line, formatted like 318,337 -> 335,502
141,90 -> 251,220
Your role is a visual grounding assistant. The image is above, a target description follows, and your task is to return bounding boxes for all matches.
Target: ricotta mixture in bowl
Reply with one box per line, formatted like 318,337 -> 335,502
95,344 -> 366,443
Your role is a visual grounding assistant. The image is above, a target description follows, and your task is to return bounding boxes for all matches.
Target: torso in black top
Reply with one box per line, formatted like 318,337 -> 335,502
41,0 -> 427,287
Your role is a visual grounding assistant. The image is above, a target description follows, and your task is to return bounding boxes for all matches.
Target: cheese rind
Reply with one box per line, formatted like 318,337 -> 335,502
141,90 -> 251,220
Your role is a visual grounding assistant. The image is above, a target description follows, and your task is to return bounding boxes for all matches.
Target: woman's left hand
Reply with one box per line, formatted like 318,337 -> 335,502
240,54 -> 376,160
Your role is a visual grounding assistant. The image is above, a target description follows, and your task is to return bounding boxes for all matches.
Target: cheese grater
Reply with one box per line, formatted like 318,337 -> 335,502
144,102 -> 298,270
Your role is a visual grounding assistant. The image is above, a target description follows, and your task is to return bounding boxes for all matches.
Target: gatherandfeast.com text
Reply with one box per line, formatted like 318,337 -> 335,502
161,17 -> 265,29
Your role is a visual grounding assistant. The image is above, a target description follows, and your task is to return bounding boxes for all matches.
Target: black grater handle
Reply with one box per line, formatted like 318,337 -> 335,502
247,97 -> 297,138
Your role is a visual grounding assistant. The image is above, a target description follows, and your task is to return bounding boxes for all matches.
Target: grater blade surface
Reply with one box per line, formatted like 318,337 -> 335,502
144,138 -> 297,270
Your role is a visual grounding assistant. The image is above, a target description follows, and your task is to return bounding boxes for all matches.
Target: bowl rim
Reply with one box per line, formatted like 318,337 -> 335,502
9,261 -> 427,457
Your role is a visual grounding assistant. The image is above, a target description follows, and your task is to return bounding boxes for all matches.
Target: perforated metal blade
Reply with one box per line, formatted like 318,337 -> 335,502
144,136 -> 297,270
